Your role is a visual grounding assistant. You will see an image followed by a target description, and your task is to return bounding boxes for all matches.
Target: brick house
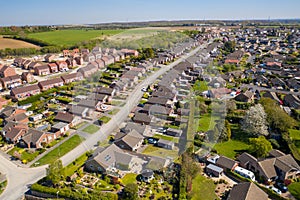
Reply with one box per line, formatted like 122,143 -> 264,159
11,84 -> 41,100
0,75 -> 22,89
0,65 -> 17,77
61,72 -> 83,84
21,72 -> 35,83
77,64 -> 98,78
38,77 -> 64,91
56,61 -> 69,71
34,65 -> 50,76
44,54 -> 56,62
48,63 -> 58,73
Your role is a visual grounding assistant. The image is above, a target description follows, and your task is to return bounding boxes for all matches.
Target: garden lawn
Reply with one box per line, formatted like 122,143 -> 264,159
190,174 -> 218,200
121,173 -> 137,185
142,145 -> 179,159
27,29 -> 124,46
82,124 -> 100,134
289,129 -> 300,140
108,108 -> 120,115
8,147 -> 45,163
197,113 -> 218,132
99,116 -> 111,124
73,121 -> 88,130
288,182 -> 300,200
214,140 -> 250,159
34,135 -> 84,166
64,153 -> 88,177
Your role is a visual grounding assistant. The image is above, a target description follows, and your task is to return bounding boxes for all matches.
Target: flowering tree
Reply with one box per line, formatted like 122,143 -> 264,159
241,104 -> 269,136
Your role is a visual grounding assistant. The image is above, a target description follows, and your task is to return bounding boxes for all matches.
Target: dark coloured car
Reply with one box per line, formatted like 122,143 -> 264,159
275,182 -> 288,193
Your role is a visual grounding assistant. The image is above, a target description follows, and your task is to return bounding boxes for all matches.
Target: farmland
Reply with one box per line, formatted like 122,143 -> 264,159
27,29 -> 125,46
0,36 -> 40,49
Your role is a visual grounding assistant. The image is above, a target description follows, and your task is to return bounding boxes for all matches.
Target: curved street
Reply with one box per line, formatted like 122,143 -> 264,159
0,43 -> 207,200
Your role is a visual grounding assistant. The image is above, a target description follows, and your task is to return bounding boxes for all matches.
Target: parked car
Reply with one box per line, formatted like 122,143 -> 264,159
141,87 -> 147,92
147,138 -> 158,144
267,185 -> 282,195
275,182 -> 288,193
157,127 -> 167,133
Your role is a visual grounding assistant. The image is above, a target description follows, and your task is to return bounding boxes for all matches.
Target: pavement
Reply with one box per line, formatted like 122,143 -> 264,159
0,42 -> 209,200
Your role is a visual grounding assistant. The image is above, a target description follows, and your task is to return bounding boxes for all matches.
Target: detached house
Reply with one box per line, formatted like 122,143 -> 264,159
21,72 -> 35,83
234,91 -> 254,103
77,64 -> 98,78
20,129 -> 48,149
38,78 -> 64,91
115,130 -> 144,151
34,65 -> 50,76
0,65 -> 17,77
44,54 -> 55,62
227,182 -> 268,200
61,72 -> 83,84
48,63 -> 58,73
0,75 -> 22,89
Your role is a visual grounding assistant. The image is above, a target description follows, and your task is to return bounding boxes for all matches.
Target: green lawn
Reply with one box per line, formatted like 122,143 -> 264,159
153,134 -> 179,143
8,147 -> 45,163
33,135 -> 84,166
121,173 -> 137,186
190,174 -> 218,200
82,124 -> 100,134
289,129 -> 300,140
27,29 -> 124,46
214,140 -> 250,159
108,108 -> 120,115
193,80 -> 208,92
64,153 -> 88,177
142,145 -> 179,159
288,182 -> 300,200
197,113 -> 218,132
73,121 -> 88,130
99,116 -> 111,124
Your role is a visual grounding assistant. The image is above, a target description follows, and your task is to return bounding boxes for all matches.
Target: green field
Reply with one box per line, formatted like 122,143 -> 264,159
82,124 -> 100,134
288,182 -> 300,200
197,113 -> 218,132
190,174 -> 218,200
214,140 -> 250,159
64,153 -> 88,177
121,173 -> 137,185
153,134 -> 179,143
34,135 -> 84,166
289,129 -> 300,140
27,29 -> 124,46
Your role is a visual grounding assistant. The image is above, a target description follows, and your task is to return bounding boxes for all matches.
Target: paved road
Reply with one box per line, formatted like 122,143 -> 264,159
0,43 -> 208,200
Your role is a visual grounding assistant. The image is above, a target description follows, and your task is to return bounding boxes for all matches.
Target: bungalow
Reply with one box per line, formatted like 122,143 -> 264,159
121,122 -> 151,137
109,79 -> 128,92
61,72 -> 83,84
215,155 -> 239,171
206,164 -> 223,177
88,93 -> 108,103
120,74 -> 138,84
77,64 -> 98,78
157,139 -> 174,150
227,182 -> 268,200
20,129 -> 47,148
34,65 -> 50,76
284,94 -> 300,109
234,91 -> 254,103
38,77 -> 64,91
85,144 -> 138,175
0,65 -> 17,78
68,105 -> 92,118
133,113 -> 153,125
10,84 -> 41,100
166,127 -> 182,137
51,122 -> 70,135
115,129 -> 144,151
78,99 -> 101,110
21,72 -> 35,83
7,112 -> 28,123
95,87 -> 116,97
48,63 -> 58,73
146,97 -> 173,107
1,123 -> 27,144
54,111 -> 81,127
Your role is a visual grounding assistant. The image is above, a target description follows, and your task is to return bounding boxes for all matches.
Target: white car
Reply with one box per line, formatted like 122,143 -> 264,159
267,185 -> 282,195
141,87 -> 147,92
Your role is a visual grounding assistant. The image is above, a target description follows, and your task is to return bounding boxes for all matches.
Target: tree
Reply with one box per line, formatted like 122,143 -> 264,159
241,104 -> 269,136
122,183 -> 138,200
260,97 -> 296,132
249,136 -> 273,158
223,41 -> 236,53
46,160 -> 65,185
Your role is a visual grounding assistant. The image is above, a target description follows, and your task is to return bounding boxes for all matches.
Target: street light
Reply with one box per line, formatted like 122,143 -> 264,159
56,191 -> 59,199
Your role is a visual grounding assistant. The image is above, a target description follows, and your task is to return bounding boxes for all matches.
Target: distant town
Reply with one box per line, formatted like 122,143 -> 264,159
0,19 -> 300,200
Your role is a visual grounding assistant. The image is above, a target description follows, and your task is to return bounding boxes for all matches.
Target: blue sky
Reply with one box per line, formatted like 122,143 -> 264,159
1,0 -> 300,26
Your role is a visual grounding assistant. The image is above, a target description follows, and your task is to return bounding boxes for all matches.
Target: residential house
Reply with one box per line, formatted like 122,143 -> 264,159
20,129 -> 47,148
77,64 -> 98,78
93,51 -> 102,60
44,54 -> 55,62
166,128 -> 182,137
51,122 -> 69,135
66,58 -> 77,67
29,114 -> 43,122
0,106 -> 27,119
88,93 -> 108,104
234,91 -> 254,103
121,122 -> 151,137
85,144 -> 138,175
271,77 -> 287,88
0,65 -> 17,77
146,97 -> 173,108
255,75 -> 269,86
157,139 -> 174,150
206,164 -> 223,177
101,55 -> 114,66
0,97 -> 8,110
10,84 -> 41,100
83,53 -> 96,62
13,57 -> 26,68
61,72 -> 83,84
133,113 -> 153,125
120,74 -> 138,85
115,129 -> 144,151
0,75 -> 22,89
286,78 -> 300,90
68,105 -> 92,118
48,63 -> 58,73
95,87 -> 116,97
74,56 -> 83,65
95,59 -> 105,69
34,65 -> 50,76
78,99 -> 101,110
21,72 -> 35,83
284,94 -> 300,109
54,111 -> 81,127
227,182 -> 268,200
1,122 -> 28,144
109,79 -> 128,92
38,77 -> 64,91
63,50 -> 70,57
28,61 -> 42,70
121,49 -> 139,57
6,112 -> 28,124
215,156 -> 239,171
262,91 -> 281,103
